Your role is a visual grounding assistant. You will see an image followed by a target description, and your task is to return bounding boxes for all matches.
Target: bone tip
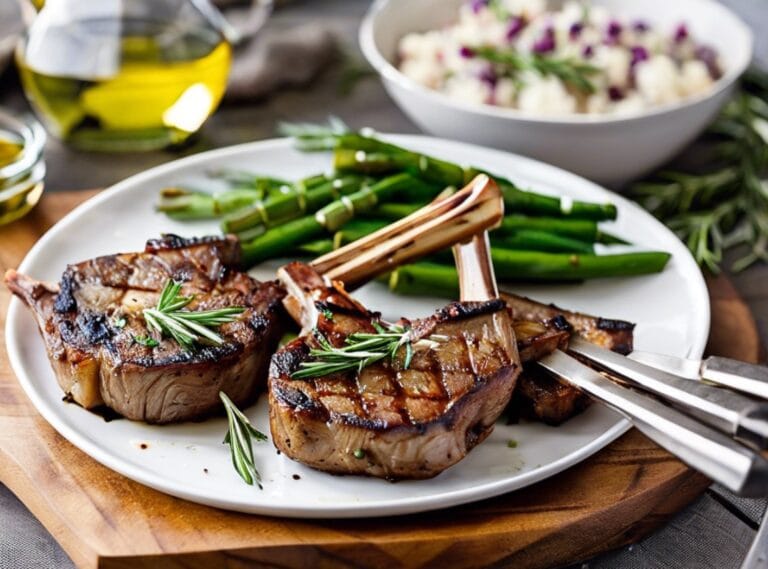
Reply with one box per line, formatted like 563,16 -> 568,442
466,173 -> 501,204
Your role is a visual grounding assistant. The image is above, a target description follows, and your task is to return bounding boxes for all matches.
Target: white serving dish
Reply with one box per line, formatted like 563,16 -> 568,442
360,0 -> 753,186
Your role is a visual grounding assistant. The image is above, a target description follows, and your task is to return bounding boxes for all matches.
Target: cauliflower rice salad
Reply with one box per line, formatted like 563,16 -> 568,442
397,0 -> 723,116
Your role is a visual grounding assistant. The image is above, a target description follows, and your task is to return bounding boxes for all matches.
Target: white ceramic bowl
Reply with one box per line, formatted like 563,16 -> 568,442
360,0 -> 753,186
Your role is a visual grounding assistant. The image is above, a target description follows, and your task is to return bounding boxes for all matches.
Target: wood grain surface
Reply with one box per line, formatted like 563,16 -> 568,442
0,191 -> 760,569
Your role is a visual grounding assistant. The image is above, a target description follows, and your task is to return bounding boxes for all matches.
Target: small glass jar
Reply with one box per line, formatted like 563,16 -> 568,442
0,109 -> 46,226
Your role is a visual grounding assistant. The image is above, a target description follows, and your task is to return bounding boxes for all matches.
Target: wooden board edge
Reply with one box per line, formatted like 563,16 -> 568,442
0,424 -> 98,569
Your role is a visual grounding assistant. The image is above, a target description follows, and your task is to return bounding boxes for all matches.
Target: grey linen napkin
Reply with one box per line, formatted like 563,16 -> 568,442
225,22 -> 337,102
216,1 -> 337,101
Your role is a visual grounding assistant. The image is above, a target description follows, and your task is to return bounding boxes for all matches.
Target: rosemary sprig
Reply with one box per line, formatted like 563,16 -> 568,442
468,46 -> 599,94
220,392 -> 268,488
631,69 -> 768,273
142,280 -> 245,350
277,116 -> 349,151
291,322 -> 416,380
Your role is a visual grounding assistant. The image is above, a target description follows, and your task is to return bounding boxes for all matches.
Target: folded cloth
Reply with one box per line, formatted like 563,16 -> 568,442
225,23 -> 337,102
213,0 -> 338,102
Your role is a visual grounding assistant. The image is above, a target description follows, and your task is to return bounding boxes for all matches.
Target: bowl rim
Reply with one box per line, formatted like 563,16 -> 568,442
0,159 -> 45,201
359,0 -> 755,126
0,110 -> 46,182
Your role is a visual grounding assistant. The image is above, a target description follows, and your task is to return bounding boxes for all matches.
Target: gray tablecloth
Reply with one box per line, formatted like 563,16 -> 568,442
1,0 -> 767,568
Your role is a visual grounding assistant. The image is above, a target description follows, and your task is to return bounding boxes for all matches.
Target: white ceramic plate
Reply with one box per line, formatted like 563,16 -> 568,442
5,136 -> 710,518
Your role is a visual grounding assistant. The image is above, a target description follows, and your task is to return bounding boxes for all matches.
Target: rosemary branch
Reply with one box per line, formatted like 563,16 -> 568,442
291,322 -> 417,380
220,392 -> 268,488
467,46 -> 599,94
631,69 -> 768,273
142,280 -> 245,350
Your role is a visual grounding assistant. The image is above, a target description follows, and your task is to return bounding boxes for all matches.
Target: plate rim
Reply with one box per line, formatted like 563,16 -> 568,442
5,135 -> 710,518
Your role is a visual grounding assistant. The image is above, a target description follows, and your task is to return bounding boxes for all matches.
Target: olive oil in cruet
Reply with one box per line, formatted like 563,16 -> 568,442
16,0 -> 232,151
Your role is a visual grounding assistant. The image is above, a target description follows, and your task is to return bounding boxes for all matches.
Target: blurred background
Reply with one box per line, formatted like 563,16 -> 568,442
0,0 -> 764,188
0,0 -> 410,191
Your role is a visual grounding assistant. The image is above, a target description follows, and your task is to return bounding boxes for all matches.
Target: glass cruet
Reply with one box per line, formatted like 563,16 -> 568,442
16,0 -> 233,151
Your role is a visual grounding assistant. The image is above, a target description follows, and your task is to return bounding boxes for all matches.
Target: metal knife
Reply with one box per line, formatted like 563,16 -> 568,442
629,350 -> 768,400
568,338 -> 768,450
537,350 -> 768,497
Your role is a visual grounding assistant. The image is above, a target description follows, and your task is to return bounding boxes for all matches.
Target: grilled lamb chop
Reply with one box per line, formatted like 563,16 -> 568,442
5,174 -> 504,427
504,293 -> 635,355
504,293 -> 635,425
269,229 -> 521,480
5,235 -> 286,424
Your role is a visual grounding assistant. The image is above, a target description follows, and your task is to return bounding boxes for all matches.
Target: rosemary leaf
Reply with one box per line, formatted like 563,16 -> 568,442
142,280 -> 245,350
220,392 -> 268,488
630,70 -> 768,273
291,323 -> 414,380
468,46 -> 599,94
277,116 -> 349,151
132,334 -> 159,348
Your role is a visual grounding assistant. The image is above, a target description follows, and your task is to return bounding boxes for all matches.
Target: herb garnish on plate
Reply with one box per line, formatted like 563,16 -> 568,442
220,392 -> 268,488
142,279 -> 245,350
291,322 -> 448,380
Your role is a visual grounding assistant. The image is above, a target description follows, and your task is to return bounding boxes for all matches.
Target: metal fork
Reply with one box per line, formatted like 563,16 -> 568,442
537,342 -> 768,566
537,350 -> 768,497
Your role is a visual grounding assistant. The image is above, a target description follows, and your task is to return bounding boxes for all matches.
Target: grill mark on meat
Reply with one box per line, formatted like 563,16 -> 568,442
54,271 -> 77,313
596,317 -> 635,331
6,237 -> 285,424
436,299 -> 507,320
77,312 -> 112,344
269,266 -> 520,479
273,383 -> 323,414
171,268 -> 195,283
114,342 -> 242,368
550,315 -> 573,332
503,292 -> 635,425
270,341 -> 309,376
145,234 -> 231,253
249,314 -> 270,334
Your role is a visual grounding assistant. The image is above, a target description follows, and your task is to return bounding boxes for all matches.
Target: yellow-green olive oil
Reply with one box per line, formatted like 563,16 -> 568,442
0,131 -> 44,226
17,20 -> 231,151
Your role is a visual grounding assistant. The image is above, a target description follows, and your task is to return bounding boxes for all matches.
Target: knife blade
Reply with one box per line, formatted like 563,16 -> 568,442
569,338 -> 768,450
630,351 -> 768,400
537,350 -> 768,497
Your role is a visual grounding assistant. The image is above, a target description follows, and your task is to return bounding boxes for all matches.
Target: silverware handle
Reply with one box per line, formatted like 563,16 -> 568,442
704,357 -> 768,401
741,513 -> 768,569
538,350 -> 768,497
569,338 -> 768,449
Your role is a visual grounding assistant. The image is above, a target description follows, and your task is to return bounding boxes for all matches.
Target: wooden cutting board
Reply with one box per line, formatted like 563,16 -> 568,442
0,191 -> 762,569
